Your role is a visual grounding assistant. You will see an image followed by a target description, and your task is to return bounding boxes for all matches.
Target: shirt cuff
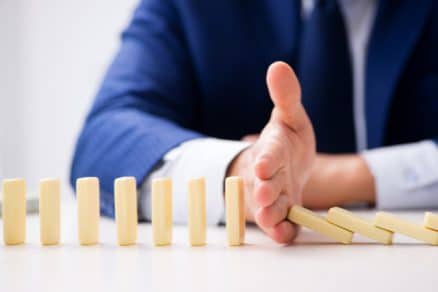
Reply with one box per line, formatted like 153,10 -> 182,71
139,138 -> 250,225
362,140 -> 438,209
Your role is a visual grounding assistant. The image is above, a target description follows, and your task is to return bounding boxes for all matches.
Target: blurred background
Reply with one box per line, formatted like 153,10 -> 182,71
0,0 -> 137,196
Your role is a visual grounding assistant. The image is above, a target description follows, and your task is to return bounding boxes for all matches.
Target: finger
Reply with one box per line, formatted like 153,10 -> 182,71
266,61 -> 310,131
254,139 -> 284,180
269,220 -> 298,244
255,194 -> 290,228
253,172 -> 284,207
256,216 -> 297,244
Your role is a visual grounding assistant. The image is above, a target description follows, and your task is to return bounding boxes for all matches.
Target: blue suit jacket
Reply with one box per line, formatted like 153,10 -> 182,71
71,0 -> 438,217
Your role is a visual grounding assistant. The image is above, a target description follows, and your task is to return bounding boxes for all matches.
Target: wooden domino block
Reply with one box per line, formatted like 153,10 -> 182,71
225,176 -> 245,246
424,212 -> 438,231
327,207 -> 392,245
375,212 -> 438,245
2,178 -> 26,245
39,178 -> 61,245
114,177 -> 138,246
187,177 -> 206,246
152,178 -> 173,246
76,177 -> 100,245
287,205 -> 353,244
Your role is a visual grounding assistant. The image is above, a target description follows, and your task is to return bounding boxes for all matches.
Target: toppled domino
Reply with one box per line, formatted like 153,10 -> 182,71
375,212 -> 438,246
288,205 -> 353,244
327,207 -> 392,245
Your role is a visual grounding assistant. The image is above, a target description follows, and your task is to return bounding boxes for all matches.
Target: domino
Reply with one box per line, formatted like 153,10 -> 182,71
327,207 -> 393,245
424,212 -> 438,231
76,177 -> 100,245
225,176 -> 245,246
114,177 -> 138,245
375,212 -> 438,245
152,178 -> 173,246
39,178 -> 61,245
187,177 -> 207,246
287,205 -> 353,244
2,178 -> 26,245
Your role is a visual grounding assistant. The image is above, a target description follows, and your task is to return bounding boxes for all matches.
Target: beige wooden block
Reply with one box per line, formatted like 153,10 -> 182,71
187,177 -> 206,246
225,176 -> 245,246
152,178 -> 173,246
424,212 -> 438,231
114,177 -> 138,246
287,205 -> 353,244
76,177 -> 100,245
2,178 -> 26,245
327,207 -> 392,245
375,212 -> 438,245
39,178 -> 61,245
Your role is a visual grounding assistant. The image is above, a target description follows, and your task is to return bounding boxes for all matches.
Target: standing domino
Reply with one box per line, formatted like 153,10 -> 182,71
77,177 -> 100,245
114,177 -> 138,245
152,178 -> 173,246
39,178 -> 61,245
288,205 -> 353,244
424,212 -> 438,231
327,207 -> 392,245
225,176 -> 245,246
375,212 -> 438,245
2,178 -> 26,245
187,177 -> 207,246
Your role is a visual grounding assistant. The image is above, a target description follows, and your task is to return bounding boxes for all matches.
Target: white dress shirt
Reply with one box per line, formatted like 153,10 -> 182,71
138,0 -> 438,223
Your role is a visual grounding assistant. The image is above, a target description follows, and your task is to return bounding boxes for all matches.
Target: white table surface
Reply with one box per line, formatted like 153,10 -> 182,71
1,203 -> 438,292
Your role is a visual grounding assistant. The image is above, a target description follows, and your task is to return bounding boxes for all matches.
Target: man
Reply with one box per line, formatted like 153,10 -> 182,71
71,0 -> 438,243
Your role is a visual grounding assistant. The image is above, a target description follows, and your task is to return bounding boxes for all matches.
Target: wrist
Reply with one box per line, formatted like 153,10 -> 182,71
302,154 -> 376,208
340,155 -> 376,205
226,146 -> 251,177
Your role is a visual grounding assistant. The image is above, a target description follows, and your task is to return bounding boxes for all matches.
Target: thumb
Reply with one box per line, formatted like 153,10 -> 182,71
266,61 -> 309,131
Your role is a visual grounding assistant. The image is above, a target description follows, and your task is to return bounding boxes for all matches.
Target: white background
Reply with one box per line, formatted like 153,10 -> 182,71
0,0 -> 137,194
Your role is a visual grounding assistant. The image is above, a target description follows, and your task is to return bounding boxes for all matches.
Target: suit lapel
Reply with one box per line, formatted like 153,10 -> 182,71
366,0 -> 433,148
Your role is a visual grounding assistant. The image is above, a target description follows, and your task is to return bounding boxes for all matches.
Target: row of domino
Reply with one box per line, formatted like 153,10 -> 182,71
1,176 -> 245,246
288,206 -> 438,245
3,176 -> 438,246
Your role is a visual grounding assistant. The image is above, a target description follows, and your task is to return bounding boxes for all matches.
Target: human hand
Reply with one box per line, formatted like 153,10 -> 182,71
227,61 -> 316,243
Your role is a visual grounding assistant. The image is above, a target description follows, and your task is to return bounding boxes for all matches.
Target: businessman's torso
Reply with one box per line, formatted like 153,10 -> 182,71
153,0 -> 438,148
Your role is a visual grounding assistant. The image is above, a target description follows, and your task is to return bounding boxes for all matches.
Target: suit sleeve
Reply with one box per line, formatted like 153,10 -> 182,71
70,0 -> 202,217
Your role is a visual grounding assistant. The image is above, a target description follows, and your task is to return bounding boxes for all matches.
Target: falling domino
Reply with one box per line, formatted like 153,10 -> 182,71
114,177 -> 138,245
76,177 -> 100,245
327,207 -> 393,245
39,178 -> 61,245
424,212 -> 438,231
375,212 -> 438,246
152,178 -> 173,246
187,177 -> 207,246
2,178 -> 26,245
287,205 -> 353,244
225,176 -> 245,246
